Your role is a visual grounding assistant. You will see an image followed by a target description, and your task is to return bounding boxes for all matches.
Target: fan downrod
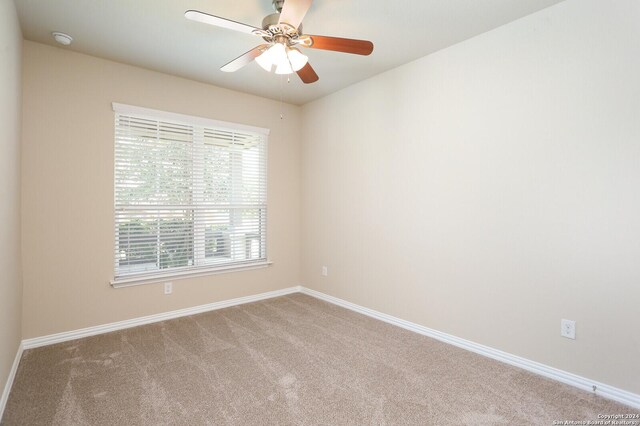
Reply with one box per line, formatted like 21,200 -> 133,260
272,0 -> 285,13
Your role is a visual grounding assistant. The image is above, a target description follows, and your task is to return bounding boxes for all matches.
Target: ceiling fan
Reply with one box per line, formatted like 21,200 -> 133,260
185,0 -> 374,84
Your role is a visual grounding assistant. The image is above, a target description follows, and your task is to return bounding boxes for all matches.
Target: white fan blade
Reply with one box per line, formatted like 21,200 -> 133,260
278,0 -> 312,29
185,10 -> 261,35
221,45 -> 269,72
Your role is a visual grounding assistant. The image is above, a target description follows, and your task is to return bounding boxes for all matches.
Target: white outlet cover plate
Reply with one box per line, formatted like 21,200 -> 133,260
164,282 -> 173,295
561,319 -> 576,339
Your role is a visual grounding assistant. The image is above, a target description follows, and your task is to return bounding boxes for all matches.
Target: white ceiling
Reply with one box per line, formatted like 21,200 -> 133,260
14,0 -> 563,105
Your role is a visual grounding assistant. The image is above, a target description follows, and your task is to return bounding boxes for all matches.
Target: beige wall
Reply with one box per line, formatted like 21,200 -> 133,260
16,0 -> 640,397
21,41 -> 301,338
0,0 -> 23,399
301,0 -> 640,394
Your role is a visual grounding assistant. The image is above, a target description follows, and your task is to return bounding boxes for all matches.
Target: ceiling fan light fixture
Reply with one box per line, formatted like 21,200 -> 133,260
287,47 -> 308,71
256,42 -> 308,75
275,61 -> 294,75
255,43 -> 280,72
255,54 -> 273,72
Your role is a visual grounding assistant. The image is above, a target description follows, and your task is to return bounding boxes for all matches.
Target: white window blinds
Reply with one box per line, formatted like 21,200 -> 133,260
113,103 -> 268,284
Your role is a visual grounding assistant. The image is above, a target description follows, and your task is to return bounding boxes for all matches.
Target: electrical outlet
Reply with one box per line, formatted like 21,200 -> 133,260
164,282 -> 173,295
321,266 -> 328,276
561,319 -> 575,339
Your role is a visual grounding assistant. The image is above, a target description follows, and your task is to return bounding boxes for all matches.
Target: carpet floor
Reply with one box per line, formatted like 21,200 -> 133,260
1,293 -> 633,425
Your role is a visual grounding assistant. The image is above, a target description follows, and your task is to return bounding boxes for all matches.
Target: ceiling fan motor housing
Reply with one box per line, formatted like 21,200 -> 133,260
262,12 -> 302,38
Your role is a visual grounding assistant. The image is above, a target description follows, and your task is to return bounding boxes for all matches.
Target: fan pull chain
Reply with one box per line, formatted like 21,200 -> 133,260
279,76 -> 291,120
280,73 -> 284,120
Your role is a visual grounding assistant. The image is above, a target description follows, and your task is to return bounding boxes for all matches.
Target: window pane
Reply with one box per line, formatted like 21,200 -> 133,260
116,209 -> 194,274
159,212 -> 194,269
202,143 -> 232,204
117,217 -> 158,274
202,207 -> 266,264
240,144 -> 267,204
115,119 -> 193,206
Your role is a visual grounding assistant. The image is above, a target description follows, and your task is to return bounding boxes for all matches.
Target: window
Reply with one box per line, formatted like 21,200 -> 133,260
112,103 -> 269,286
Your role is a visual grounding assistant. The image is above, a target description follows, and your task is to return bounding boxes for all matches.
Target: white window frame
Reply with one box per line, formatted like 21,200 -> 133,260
110,103 -> 271,288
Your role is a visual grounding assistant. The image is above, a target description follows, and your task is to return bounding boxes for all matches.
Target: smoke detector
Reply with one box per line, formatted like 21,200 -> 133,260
52,32 -> 73,46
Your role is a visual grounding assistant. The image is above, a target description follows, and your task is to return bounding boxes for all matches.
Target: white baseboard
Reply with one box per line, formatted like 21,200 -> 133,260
299,286 -> 640,410
22,286 -> 301,350
0,341 -> 24,420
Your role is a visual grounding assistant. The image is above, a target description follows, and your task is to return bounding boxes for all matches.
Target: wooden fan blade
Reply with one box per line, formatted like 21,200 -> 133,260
296,62 -> 319,84
303,35 -> 374,55
185,10 -> 262,35
221,45 -> 269,72
278,0 -> 312,29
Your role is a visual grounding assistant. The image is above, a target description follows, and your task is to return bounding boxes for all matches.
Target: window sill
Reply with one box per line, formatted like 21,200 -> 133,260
110,261 -> 273,288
